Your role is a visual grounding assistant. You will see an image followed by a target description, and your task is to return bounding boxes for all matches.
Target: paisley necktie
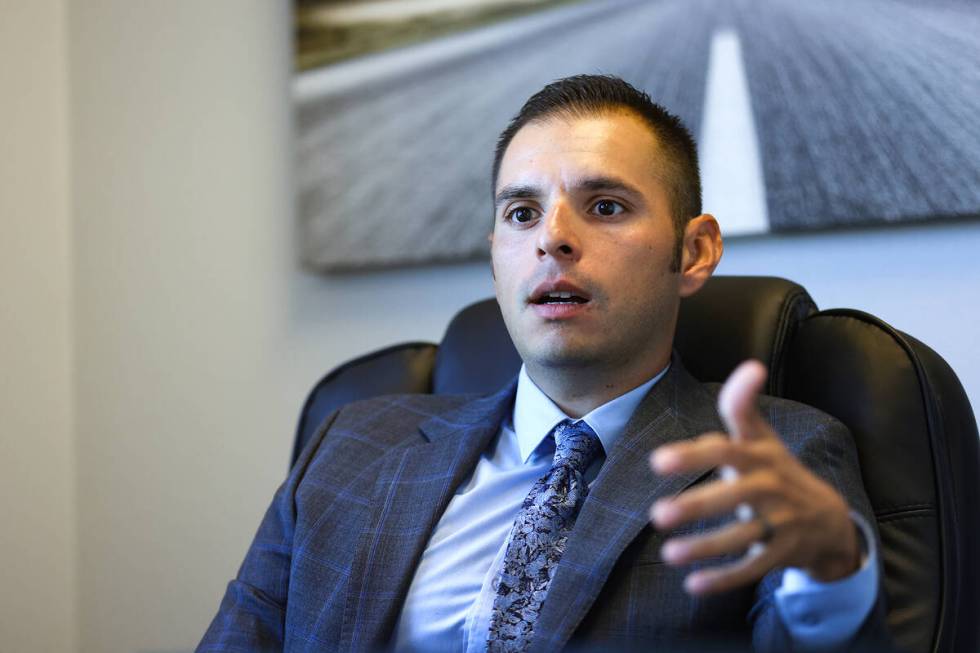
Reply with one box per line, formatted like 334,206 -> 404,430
487,419 -> 603,652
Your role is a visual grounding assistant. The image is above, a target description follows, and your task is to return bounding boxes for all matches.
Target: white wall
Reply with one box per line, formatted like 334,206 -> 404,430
67,3 -> 492,651
0,2 -> 975,653
0,1 -> 76,652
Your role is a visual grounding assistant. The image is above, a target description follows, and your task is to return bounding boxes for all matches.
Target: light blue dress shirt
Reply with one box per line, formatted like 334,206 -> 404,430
393,365 -> 877,652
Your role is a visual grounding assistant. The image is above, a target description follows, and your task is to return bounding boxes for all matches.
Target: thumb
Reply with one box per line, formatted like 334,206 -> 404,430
718,360 -> 769,441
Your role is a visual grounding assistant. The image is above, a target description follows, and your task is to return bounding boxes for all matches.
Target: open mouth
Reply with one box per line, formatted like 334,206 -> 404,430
532,291 -> 589,305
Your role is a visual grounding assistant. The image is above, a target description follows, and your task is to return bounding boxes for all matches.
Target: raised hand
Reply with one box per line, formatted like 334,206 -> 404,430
648,360 -> 861,595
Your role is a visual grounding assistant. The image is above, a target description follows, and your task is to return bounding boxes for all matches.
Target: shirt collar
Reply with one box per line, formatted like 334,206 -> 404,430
512,363 -> 671,464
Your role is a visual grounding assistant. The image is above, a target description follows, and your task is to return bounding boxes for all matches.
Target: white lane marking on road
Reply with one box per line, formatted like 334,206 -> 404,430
699,28 -> 769,235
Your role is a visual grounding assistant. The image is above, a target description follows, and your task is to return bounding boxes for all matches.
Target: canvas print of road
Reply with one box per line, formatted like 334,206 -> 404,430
294,0 -> 980,272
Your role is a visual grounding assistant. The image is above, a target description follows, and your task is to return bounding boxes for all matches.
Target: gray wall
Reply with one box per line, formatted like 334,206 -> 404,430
0,1 -> 976,652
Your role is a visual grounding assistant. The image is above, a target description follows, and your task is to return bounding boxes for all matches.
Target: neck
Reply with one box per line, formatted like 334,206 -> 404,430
525,353 -> 671,418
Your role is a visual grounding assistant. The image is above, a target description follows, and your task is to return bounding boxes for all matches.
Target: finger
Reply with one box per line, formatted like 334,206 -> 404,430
683,538 -> 790,596
660,520 -> 766,565
650,471 -> 776,529
718,360 -> 771,442
650,433 -> 762,476
661,519 -> 770,564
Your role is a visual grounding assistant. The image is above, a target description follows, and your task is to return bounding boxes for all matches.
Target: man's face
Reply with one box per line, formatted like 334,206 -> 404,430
491,111 -> 683,379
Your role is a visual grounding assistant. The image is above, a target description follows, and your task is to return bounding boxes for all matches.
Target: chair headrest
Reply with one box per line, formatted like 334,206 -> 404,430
673,276 -> 816,393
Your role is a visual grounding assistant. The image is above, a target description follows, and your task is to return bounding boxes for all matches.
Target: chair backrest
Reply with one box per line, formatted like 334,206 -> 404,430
293,275 -> 978,653
780,309 -> 979,653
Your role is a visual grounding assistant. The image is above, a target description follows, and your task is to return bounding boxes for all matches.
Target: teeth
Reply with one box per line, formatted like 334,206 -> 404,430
546,291 -> 572,299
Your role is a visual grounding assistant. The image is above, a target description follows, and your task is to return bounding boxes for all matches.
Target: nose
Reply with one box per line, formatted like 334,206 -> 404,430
536,202 -> 581,262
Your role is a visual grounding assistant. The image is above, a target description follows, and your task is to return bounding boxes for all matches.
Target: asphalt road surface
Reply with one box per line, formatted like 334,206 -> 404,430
294,0 -> 979,271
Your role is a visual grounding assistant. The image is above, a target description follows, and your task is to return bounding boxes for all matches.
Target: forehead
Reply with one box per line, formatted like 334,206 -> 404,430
496,111 -> 667,192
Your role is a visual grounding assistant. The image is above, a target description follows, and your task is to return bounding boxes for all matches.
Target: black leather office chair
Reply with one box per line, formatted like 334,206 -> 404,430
293,276 -> 979,653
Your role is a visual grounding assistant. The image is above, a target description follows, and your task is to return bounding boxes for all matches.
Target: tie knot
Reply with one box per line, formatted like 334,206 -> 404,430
552,419 -> 602,472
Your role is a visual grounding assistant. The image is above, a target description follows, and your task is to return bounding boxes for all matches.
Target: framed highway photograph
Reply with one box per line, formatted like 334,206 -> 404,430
293,0 -> 980,272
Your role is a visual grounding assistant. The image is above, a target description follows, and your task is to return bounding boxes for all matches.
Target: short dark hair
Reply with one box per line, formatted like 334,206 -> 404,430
492,75 -> 702,266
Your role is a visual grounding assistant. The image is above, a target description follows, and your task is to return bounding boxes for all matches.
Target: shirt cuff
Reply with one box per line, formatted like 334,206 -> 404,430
774,511 -> 879,652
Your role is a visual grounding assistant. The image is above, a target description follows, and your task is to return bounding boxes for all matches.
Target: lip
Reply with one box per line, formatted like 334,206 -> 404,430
528,279 -> 592,320
531,301 -> 590,320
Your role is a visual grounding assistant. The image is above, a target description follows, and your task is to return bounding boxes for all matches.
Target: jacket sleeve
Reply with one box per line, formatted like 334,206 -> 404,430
196,411 -> 339,653
748,409 -> 897,653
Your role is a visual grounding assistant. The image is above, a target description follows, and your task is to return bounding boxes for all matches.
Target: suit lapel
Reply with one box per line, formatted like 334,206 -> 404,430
531,360 -> 723,653
341,380 -> 517,653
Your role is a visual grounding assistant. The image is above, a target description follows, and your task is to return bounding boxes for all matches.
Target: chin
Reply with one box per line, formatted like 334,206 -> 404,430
525,344 -> 604,371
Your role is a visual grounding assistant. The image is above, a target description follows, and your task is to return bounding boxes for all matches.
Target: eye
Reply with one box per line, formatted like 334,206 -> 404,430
592,199 -> 625,217
505,206 -> 539,224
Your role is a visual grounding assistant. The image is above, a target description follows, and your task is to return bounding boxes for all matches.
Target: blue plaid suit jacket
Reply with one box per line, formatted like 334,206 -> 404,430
198,360 -> 888,652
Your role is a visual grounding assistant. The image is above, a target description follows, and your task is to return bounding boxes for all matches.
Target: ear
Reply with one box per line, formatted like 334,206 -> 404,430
677,214 -> 723,298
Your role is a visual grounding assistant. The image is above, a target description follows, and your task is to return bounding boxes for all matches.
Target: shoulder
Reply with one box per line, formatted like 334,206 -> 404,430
757,395 -> 850,453
330,394 -> 481,433
293,377 -> 517,477
698,381 -> 864,502
289,391 -> 489,486
321,391 -> 484,447
700,381 -> 850,448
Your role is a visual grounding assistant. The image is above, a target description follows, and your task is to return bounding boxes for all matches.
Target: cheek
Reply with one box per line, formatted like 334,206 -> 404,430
627,234 -> 674,274
614,241 -> 678,305
491,239 -> 523,281
490,252 -> 518,304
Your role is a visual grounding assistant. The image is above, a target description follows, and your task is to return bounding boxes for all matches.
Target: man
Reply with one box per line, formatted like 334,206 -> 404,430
199,75 -> 889,652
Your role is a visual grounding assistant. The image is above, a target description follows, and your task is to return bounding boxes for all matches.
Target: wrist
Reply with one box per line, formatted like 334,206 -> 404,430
806,521 -> 862,582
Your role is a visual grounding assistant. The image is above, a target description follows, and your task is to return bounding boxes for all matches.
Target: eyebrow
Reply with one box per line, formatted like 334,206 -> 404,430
578,176 -> 642,198
494,176 -> 643,208
494,184 -> 541,207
